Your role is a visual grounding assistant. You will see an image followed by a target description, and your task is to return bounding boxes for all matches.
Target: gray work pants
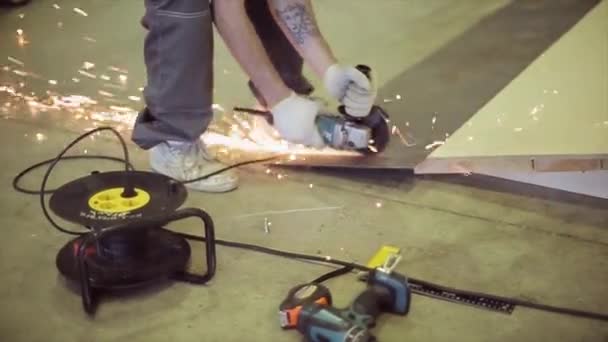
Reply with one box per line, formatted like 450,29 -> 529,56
132,0 -> 312,149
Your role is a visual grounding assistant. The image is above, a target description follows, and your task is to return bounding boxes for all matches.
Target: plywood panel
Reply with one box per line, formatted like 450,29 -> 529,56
426,1 -> 608,161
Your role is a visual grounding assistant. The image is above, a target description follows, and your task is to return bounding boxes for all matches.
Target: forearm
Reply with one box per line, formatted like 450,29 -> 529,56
214,0 -> 290,107
269,0 -> 338,78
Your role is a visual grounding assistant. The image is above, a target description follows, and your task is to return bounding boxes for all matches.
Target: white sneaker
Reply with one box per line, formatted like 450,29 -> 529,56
149,139 -> 239,193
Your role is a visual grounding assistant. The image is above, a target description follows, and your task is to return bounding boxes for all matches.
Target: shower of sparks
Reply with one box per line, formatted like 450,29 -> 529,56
16,29 -> 27,46
2,12 -> 368,162
78,70 -> 97,79
7,56 -> 24,66
103,83 -> 124,91
97,90 -> 115,97
530,104 -> 544,115
391,125 -> 416,147
109,106 -> 134,113
424,140 -> 445,150
73,8 -> 88,16
13,70 -> 28,77
212,103 -> 225,112
108,66 -> 129,74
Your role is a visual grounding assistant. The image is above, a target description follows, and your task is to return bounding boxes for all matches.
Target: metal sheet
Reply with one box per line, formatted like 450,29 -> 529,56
282,0 -> 601,170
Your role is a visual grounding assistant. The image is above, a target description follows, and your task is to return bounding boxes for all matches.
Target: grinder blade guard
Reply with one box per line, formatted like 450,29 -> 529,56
50,170 -> 217,315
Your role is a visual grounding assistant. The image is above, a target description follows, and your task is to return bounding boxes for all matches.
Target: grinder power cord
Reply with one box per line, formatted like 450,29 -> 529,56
11,126 -> 608,325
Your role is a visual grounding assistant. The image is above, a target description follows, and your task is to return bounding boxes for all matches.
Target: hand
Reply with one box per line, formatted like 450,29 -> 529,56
323,64 -> 376,117
270,92 -> 325,148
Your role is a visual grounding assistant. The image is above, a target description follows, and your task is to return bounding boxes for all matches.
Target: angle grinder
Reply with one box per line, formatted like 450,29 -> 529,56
236,65 -> 390,154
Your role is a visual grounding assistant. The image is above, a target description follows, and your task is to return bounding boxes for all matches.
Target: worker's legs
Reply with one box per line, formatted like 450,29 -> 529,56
132,0 -> 237,193
132,0 -> 214,150
245,0 -> 314,107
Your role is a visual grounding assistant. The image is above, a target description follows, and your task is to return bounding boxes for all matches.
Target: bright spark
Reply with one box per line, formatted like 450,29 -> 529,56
73,8 -> 88,16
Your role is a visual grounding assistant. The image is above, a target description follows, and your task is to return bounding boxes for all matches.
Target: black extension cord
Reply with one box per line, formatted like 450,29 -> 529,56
11,126 -> 608,322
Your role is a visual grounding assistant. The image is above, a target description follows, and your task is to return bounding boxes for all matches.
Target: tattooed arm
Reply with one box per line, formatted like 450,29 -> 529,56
214,0 -> 291,107
270,0 -> 377,117
269,0 -> 338,78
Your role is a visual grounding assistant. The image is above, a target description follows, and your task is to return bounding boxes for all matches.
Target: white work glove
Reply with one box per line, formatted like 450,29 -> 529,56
270,92 -> 325,148
323,64 -> 376,117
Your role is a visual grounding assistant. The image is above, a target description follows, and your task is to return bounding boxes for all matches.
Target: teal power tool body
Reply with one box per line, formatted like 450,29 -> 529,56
280,268 -> 411,342
236,65 -> 390,154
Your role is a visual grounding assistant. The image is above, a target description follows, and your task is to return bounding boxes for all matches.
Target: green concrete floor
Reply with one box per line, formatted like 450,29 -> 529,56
1,1 -> 607,341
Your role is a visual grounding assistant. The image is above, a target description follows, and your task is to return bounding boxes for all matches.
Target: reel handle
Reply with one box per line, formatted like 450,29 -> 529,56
171,208 -> 217,284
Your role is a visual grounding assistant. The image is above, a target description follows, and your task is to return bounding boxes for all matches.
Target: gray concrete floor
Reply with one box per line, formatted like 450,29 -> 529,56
1,1 -> 607,341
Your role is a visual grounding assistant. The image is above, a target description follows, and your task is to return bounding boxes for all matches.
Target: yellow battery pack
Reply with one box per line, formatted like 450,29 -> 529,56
366,245 -> 401,269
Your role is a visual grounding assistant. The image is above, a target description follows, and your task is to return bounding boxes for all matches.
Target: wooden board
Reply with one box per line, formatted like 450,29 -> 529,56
417,0 -> 608,175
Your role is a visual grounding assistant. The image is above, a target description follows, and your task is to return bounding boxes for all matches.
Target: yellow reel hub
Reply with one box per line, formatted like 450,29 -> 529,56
88,187 -> 151,213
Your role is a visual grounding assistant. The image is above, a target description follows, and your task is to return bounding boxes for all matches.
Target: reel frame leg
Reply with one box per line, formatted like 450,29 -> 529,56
171,208 -> 217,284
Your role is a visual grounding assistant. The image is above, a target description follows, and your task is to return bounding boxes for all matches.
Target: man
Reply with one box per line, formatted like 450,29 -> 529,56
132,0 -> 376,192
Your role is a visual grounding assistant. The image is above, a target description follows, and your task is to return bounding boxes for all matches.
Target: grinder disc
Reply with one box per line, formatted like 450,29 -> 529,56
49,171 -> 187,228
56,228 -> 191,289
